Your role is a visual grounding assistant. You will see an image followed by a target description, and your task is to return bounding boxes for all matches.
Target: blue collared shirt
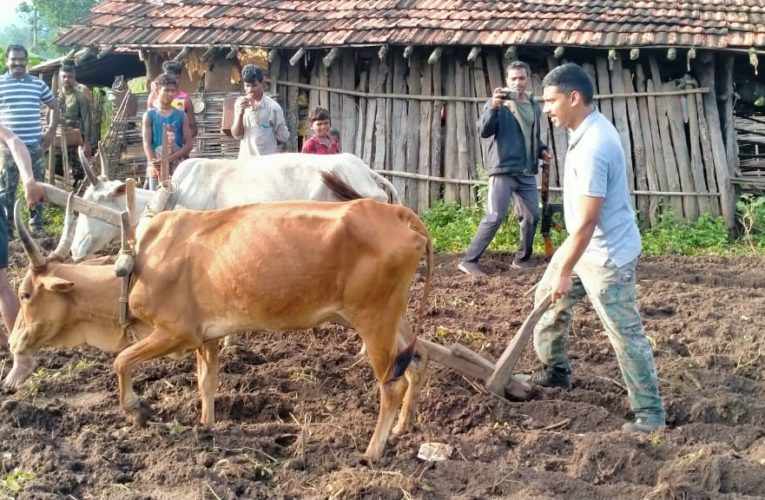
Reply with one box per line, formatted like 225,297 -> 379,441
0,72 -> 55,146
563,110 -> 641,267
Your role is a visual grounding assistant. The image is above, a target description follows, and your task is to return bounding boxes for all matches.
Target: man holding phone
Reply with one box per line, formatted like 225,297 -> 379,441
459,60 -> 550,276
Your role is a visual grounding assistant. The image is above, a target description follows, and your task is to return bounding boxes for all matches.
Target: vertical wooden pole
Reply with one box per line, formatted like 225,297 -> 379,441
444,57 -> 460,203
419,57 -> 434,213
329,52 -> 343,147
363,56 -> 380,166
286,56 -> 300,152
430,59 -> 444,204
547,57 -> 568,183
307,56 -> 319,116
695,53 -> 736,233
595,56 -> 614,122
686,88 -> 715,215
609,58 -> 636,207
649,57 -> 684,218
354,67 -> 368,157
405,51 -> 422,209
455,57 -> 471,205
582,63 -> 599,113
634,65 -> 661,225
373,55 -> 389,172
318,59 -> 330,109
391,51 -> 408,200
471,52 -> 489,172
532,72 -> 555,189
623,67 -> 649,221
693,91 -> 721,215
719,55 -> 739,178
341,50 -> 357,157
666,84 -> 699,219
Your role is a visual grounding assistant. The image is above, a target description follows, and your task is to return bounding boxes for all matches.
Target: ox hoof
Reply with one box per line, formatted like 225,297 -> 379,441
129,400 -> 153,427
391,423 -> 409,437
353,455 -> 373,467
3,355 -> 37,390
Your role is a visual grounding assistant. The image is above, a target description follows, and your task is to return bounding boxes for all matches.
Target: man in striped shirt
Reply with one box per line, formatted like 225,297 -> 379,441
0,44 -> 57,233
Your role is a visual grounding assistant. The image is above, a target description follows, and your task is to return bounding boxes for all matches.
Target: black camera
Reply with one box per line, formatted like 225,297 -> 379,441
496,88 -> 518,101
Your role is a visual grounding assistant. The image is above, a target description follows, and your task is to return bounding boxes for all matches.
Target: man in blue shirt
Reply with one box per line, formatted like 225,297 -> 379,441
527,63 -> 665,434
0,44 -> 57,234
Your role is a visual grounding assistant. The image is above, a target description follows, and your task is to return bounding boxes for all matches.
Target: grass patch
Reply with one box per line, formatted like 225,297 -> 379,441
0,469 -> 34,497
421,195 -> 765,257
21,358 -> 97,398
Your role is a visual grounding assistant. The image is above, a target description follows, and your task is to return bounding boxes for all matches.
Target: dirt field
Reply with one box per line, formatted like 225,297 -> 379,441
1,242 -> 764,499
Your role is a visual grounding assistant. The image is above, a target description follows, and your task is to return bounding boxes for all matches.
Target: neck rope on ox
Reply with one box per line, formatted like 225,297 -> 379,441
116,184 -> 177,343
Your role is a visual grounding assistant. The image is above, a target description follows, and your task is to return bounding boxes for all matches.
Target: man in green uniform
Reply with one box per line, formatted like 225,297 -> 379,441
57,60 -> 92,188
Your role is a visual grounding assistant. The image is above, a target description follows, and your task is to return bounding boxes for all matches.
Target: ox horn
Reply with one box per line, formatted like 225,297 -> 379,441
49,193 -> 76,262
78,146 -> 100,186
14,200 -> 46,270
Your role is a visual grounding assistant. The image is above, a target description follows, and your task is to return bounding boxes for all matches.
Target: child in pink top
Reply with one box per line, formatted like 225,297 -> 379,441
301,107 -> 340,154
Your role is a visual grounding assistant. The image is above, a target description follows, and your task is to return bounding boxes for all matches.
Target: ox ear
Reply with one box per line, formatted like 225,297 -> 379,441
108,183 -> 127,197
39,277 -> 75,293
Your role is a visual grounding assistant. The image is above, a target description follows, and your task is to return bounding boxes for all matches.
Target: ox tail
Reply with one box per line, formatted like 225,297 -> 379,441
387,211 -> 433,383
319,171 -> 365,201
368,169 -> 401,204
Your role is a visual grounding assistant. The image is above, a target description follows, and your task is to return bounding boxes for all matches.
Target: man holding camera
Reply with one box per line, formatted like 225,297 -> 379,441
459,61 -> 550,277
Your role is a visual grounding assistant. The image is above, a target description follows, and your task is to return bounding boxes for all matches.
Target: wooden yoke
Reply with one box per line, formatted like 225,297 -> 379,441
115,178 -> 137,278
39,182 -> 121,226
124,178 -> 137,243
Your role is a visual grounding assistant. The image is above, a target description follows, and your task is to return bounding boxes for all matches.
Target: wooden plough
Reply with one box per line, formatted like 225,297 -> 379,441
416,294 -> 552,400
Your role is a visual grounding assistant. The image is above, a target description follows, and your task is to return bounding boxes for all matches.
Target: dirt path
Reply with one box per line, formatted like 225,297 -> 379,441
1,250 -> 764,499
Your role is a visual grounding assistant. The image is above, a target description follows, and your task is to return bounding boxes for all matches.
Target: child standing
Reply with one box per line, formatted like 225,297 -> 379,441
301,107 -> 340,154
142,73 -> 192,189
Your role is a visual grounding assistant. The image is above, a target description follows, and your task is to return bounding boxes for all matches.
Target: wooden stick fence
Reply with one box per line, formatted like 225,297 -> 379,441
100,46 -> 735,228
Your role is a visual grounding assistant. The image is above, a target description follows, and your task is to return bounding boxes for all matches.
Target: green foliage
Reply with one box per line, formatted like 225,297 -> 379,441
737,194 -> 765,253
640,212 -> 731,256
18,0 -> 96,31
1,0 -> 96,59
127,76 -> 148,94
0,469 -> 34,496
421,195 -> 765,257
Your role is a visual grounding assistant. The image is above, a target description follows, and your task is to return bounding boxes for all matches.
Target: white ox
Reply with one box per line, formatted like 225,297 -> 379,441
72,152 -> 399,260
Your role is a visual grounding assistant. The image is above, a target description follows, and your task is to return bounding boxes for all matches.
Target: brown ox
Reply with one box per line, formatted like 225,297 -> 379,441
10,194 -> 432,461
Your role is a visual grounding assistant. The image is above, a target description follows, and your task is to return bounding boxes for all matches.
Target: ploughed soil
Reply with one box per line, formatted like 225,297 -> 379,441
1,241 -> 765,499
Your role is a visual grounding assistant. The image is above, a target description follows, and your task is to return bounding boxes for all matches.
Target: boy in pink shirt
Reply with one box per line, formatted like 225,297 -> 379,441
301,107 -> 340,154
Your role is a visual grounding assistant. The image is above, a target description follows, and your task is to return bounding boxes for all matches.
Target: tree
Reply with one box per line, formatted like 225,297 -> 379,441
13,0 -> 96,56
19,0 -> 96,33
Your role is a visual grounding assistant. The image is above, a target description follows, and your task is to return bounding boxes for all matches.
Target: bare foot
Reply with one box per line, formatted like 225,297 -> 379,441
3,353 -> 37,390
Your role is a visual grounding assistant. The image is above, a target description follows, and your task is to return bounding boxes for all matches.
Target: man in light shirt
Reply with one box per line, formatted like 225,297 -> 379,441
527,63 -> 665,434
231,65 -> 289,158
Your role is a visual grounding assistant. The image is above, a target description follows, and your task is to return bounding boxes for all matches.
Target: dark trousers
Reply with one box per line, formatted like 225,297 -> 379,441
463,174 -> 540,263
0,144 -> 45,229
